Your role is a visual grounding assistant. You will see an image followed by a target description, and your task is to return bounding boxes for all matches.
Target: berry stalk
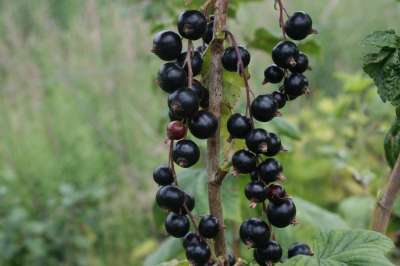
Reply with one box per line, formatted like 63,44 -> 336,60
274,0 -> 289,40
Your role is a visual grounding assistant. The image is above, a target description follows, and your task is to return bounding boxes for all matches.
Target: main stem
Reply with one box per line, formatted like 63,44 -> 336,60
207,0 -> 228,263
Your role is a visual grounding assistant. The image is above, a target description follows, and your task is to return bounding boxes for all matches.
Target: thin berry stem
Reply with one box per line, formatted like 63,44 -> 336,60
185,40 -> 194,89
274,0 -> 289,40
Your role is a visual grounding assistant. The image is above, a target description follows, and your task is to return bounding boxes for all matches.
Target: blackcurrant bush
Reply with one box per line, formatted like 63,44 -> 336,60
192,80 -> 209,109
189,111 -> 218,139
272,41 -> 299,68
168,88 -> 199,118
245,181 -> 268,203
284,73 -> 309,97
246,128 -> 270,154
173,139 -> 200,168
266,184 -> 287,204
185,241 -> 211,264
165,212 -> 190,238
227,254 -> 236,266
153,165 -> 174,186
288,242 -> 313,258
289,53 -> 309,73
167,120 -> 187,140
272,91 -> 287,109
263,64 -> 284,84
239,218 -> 270,247
232,149 -> 257,174
227,113 -> 252,139
264,132 -> 282,157
254,240 -> 283,264
156,185 -> 184,211
199,215 -> 219,238
267,198 -> 296,228
158,63 -> 187,93
251,94 -> 278,122
177,50 -> 203,76
202,18 -> 214,44
284,11 -> 313,41
152,30 -> 182,61
183,232 -> 202,248
177,10 -> 207,40
181,192 -> 195,214
258,158 -> 283,184
221,46 -> 251,72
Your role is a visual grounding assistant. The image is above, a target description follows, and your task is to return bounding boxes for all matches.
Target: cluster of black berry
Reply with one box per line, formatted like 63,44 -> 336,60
224,7 -> 316,266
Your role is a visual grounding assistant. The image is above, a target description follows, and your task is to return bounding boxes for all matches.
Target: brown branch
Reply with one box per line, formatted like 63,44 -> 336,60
371,154 -> 400,233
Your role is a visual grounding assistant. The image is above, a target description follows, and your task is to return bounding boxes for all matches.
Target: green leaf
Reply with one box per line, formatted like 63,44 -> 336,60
269,118 -> 302,140
281,229 -> 395,266
156,260 -> 189,266
143,237 -> 183,266
364,30 -> 399,49
384,118 -> 400,168
338,196 -> 375,229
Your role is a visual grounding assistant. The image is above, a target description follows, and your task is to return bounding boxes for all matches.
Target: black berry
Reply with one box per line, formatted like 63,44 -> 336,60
189,111 -> 218,139
165,212 -> 190,238
167,120 -> 187,140
186,241 -> 211,264
284,11 -> 313,41
177,10 -> 207,40
183,232 -> 202,249
181,192 -> 195,214
266,184 -> 287,204
227,254 -> 236,266
199,215 -> 219,238
153,165 -> 174,186
168,88 -> 199,118
289,53 -> 309,73
169,110 -> 184,121
246,128 -> 270,154
288,242 -> 313,258
152,30 -> 182,61
158,63 -> 187,93
264,132 -> 282,157
258,158 -> 283,184
227,113 -> 253,139
245,181 -> 268,203
156,185 -> 184,211
254,240 -> 283,264
284,73 -> 309,97
272,91 -> 287,109
267,198 -> 296,228
202,18 -> 214,44
221,46 -> 251,72
239,218 -> 270,247
232,149 -> 257,174
251,94 -> 278,122
272,41 -> 299,68
173,139 -> 200,168
192,80 -> 209,109
263,64 -> 284,84
177,51 -> 203,76
250,170 -> 259,181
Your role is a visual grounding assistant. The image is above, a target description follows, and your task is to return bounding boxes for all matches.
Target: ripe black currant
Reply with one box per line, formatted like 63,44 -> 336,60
263,64 -> 284,84
173,139 -> 200,168
288,242 -> 313,258
156,185 -> 184,211
165,212 -> 190,238
167,120 -> 187,140
272,41 -> 299,68
250,170 -> 259,181
251,94 -> 278,122
153,165 -> 174,186
258,158 -> 283,184
264,132 -> 282,157
169,110 -> 184,121
181,192 -> 195,214
199,215 -> 219,238
158,63 -> 187,93
189,111 -> 218,139
177,10 -> 207,40
266,184 -> 287,204
254,240 -> 283,264
284,11 -> 313,41
284,73 -> 309,97
152,30 -> 182,61
272,91 -> 287,109
168,88 -> 199,118
177,50 -> 203,76
192,80 -> 209,109
289,53 -> 309,73
227,113 -> 253,139
246,128 -> 270,154
245,181 -> 268,203
185,241 -> 211,264
232,149 -> 257,174
239,218 -> 270,247
267,198 -> 296,228
202,17 -> 214,44
221,46 -> 251,72
183,232 -> 202,249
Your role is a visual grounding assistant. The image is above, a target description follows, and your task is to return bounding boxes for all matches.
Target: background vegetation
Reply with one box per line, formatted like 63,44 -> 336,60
0,0 -> 399,265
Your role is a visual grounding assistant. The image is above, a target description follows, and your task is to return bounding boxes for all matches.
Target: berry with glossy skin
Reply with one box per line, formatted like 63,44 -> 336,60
246,128 -> 270,154
272,41 -> 299,68
288,243 -> 313,258
289,53 -> 309,73
186,241 -> 211,264
239,218 -> 270,247
173,139 -> 200,168
202,18 -> 214,44
153,165 -> 174,186
272,91 -> 287,109
267,198 -> 296,228
177,51 -> 203,76
167,120 -> 187,140
221,46 -> 251,72
239,218 -> 258,244
183,232 -> 202,248
263,64 -> 284,84
165,212 -> 190,238
227,113 -> 253,139
158,63 -> 187,93
180,193 -> 195,214
258,158 -> 283,184
251,94 -> 278,122
177,10 -> 207,40
192,80 -> 209,109
232,149 -> 257,174
189,111 -> 218,139
254,240 -> 283,264
199,215 -> 219,238
284,11 -> 313,41
266,184 -> 287,204
245,181 -> 268,202
152,30 -> 182,61
284,73 -> 309,97
264,132 -> 282,157
168,88 -> 199,118
156,185 -> 184,211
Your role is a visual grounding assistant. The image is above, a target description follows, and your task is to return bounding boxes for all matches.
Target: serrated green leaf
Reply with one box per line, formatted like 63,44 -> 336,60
143,237 -> 183,266
338,196 -> 375,229
364,30 -> 399,49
